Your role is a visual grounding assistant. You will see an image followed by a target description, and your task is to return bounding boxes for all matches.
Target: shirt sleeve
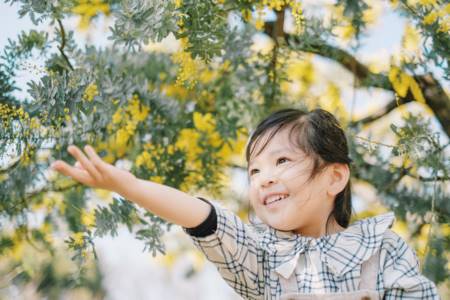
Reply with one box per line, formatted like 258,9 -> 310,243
382,231 -> 440,299
183,197 -> 217,237
182,197 -> 263,299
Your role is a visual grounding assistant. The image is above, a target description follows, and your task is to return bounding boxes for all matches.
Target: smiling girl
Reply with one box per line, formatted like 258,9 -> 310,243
51,108 -> 439,299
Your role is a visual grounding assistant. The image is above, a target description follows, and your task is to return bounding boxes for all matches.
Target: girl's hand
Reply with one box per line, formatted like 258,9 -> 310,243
51,145 -> 136,193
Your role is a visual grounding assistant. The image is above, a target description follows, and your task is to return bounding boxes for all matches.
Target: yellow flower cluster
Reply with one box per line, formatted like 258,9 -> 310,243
332,4 -> 357,41
82,83 -> 99,102
388,66 -> 426,104
172,5 -> 230,88
136,150 -> 155,170
72,0 -> 110,29
254,5 -> 266,30
402,24 -> 421,53
6,231 -> 25,261
281,56 -> 315,97
337,25 -> 356,41
193,111 -> 216,133
160,63 -> 222,105
198,68 -> 216,85
241,9 -> 252,22
289,1 -> 303,33
71,232 -> 85,247
174,0 -> 183,8
39,222 -> 54,245
31,192 -> 66,214
0,173 -> 8,182
104,94 -> 151,159
81,209 -> 96,229
6,100 -> 69,147
135,142 -> 176,183
317,83 -> 350,125
422,4 -> 450,32
174,112 -> 248,192
93,188 -> 113,203
172,38 -> 201,88
1,103 -> 32,130
423,11 -> 439,25
19,145 -> 35,166
362,3 -> 382,26
160,82 -> 191,100
175,128 -> 202,162
150,175 -> 165,184
417,0 -> 437,7
0,103 -> 25,121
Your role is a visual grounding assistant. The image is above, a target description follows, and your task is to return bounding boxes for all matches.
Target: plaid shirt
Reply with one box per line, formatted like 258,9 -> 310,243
183,198 -> 439,300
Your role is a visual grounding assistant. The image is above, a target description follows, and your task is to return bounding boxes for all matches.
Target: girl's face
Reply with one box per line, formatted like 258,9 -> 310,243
247,127 -> 337,237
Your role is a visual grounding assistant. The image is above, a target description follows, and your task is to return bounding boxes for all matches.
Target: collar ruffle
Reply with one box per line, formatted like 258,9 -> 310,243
257,212 -> 395,279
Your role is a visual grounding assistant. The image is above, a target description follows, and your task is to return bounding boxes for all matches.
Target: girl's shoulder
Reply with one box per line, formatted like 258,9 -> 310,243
346,212 -> 413,255
349,212 -> 424,273
348,212 -> 409,253
314,212 -> 396,275
348,211 -> 396,231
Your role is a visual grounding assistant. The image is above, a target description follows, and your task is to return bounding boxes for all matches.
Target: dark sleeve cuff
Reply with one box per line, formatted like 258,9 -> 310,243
183,197 -> 217,238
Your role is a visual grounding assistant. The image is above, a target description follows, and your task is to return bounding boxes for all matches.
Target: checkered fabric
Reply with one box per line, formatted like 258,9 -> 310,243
183,198 -> 440,300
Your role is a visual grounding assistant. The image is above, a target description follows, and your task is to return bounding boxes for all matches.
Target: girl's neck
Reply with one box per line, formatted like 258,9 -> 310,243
293,218 -> 346,238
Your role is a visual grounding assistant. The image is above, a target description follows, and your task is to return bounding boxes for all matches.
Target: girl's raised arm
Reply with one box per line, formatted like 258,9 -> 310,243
51,144 -> 211,228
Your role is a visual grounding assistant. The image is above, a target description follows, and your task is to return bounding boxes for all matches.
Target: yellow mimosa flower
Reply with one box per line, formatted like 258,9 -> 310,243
193,112 -> 216,133
82,83 -> 99,102
81,210 -> 96,228
72,232 -> 85,247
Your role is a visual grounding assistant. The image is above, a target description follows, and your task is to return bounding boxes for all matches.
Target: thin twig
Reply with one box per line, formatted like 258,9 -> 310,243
351,135 -> 396,148
56,19 -> 74,71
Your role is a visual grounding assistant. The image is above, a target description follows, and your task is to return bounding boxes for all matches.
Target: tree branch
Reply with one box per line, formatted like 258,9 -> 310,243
283,33 -> 450,137
263,8 -> 286,108
354,96 -> 413,125
56,19 -> 74,71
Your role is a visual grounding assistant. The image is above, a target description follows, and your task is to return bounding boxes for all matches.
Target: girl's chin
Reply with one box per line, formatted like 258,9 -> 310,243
269,223 -> 297,232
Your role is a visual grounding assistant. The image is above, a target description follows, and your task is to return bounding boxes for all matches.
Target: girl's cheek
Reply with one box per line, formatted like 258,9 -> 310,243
248,190 -> 259,206
248,176 -> 260,188
278,167 -> 298,182
282,165 -> 312,182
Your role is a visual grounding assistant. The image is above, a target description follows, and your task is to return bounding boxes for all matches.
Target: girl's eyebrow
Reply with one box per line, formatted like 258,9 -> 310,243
248,149 -> 288,168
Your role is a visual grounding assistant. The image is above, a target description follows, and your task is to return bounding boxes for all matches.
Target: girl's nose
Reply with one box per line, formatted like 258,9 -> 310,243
259,172 -> 278,188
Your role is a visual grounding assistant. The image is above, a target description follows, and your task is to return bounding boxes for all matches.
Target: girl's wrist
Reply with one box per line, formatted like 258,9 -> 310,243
112,171 -> 137,197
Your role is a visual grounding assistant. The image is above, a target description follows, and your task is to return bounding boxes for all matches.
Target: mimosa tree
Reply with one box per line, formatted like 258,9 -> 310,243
0,0 -> 448,296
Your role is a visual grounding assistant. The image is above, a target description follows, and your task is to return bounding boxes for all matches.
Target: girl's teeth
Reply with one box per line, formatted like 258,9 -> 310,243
267,195 -> 288,204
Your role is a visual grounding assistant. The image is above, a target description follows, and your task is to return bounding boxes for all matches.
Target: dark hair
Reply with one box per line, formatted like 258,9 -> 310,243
245,108 -> 353,231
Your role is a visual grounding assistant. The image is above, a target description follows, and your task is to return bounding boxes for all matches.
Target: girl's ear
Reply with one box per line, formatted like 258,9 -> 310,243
326,163 -> 350,197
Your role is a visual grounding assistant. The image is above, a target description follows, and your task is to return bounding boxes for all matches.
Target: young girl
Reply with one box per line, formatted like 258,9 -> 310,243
51,108 -> 439,299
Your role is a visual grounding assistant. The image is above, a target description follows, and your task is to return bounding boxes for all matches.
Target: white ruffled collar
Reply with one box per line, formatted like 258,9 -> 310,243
257,212 -> 396,279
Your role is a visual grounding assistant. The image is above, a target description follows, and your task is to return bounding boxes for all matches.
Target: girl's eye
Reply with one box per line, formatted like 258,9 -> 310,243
249,169 -> 259,176
277,157 -> 288,164
249,157 -> 289,176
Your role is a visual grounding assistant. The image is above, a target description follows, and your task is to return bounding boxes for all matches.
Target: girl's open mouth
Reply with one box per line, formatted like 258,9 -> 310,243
265,194 -> 289,206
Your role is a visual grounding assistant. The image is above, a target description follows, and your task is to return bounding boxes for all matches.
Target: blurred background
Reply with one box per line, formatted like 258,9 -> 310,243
0,0 -> 448,299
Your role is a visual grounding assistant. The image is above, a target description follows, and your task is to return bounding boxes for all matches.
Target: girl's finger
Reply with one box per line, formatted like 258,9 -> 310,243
67,145 -> 102,182
83,145 -> 107,171
74,161 -> 85,170
51,160 -> 96,186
